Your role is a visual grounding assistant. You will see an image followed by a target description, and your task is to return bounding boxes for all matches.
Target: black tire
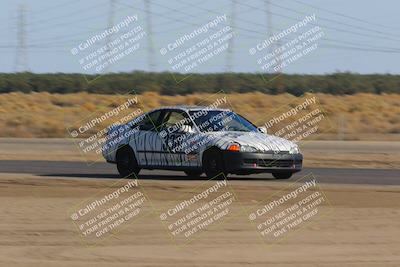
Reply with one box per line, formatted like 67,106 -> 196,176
184,170 -> 203,178
116,146 -> 140,178
203,148 -> 227,179
272,172 -> 293,179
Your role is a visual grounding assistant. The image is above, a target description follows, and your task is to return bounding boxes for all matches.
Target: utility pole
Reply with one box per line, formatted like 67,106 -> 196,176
226,0 -> 236,72
15,5 -> 28,72
144,0 -> 155,72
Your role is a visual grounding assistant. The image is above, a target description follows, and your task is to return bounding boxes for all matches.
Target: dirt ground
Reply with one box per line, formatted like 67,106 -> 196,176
1,138 -> 399,169
0,172 -> 399,267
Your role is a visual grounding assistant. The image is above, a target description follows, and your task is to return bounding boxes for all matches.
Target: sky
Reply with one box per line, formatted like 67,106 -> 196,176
1,0 -> 400,74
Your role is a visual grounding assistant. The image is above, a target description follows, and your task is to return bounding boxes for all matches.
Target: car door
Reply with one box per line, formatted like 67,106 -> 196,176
159,110 -> 200,167
132,110 -> 165,166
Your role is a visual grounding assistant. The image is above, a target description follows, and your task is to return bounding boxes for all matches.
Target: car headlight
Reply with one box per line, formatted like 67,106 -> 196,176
289,145 -> 300,154
240,145 -> 258,152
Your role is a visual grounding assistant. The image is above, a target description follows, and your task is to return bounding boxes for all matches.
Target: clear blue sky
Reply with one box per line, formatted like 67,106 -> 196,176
1,0 -> 400,74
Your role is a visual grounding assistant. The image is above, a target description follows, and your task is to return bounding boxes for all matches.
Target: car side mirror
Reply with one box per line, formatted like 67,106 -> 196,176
257,126 -> 267,134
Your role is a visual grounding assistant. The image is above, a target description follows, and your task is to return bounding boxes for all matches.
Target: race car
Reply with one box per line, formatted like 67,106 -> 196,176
102,106 -> 302,179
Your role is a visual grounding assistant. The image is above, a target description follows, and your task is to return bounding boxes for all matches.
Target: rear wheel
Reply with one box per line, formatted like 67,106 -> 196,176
203,148 -> 227,179
116,146 -> 140,178
272,172 -> 293,179
184,170 -> 202,178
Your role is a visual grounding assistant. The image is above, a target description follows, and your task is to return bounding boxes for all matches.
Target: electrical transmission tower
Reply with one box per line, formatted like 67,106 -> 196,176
105,0 -> 116,71
226,0 -> 236,72
144,0 -> 155,72
265,0 -> 281,73
15,5 -> 28,72
265,0 -> 283,92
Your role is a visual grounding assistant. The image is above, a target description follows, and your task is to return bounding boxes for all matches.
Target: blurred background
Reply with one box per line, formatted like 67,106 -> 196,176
0,0 -> 399,140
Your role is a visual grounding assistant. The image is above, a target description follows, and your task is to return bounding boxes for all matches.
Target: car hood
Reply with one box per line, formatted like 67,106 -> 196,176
204,131 -> 297,152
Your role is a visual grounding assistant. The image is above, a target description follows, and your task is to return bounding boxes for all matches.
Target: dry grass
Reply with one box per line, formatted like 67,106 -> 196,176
0,91 -> 399,139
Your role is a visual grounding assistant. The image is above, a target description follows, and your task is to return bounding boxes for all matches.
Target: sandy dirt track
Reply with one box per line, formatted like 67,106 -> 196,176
1,138 -> 399,169
0,172 -> 399,267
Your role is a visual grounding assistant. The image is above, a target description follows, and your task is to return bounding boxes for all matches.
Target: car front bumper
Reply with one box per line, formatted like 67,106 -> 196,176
221,151 -> 303,175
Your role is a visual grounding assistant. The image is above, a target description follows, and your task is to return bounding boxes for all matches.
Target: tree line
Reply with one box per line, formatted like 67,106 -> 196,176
0,72 -> 398,95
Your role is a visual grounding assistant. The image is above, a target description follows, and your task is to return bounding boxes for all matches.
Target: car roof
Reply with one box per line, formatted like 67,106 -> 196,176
152,105 -> 231,112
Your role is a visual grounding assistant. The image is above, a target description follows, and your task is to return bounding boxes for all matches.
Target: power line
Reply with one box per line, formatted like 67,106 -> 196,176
237,1 -> 400,43
167,0 -> 400,53
2,0 -> 400,70
25,0 -> 207,44
149,0 -> 265,37
268,1 -> 400,41
26,4 -> 119,35
151,4 -> 256,35
152,0 -> 217,33
4,0 -> 110,32
7,0 -> 78,21
20,0 -> 262,49
289,0 -> 400,32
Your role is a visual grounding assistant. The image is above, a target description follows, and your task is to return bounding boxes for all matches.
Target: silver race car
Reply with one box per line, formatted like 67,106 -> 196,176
103,106 -> 302,179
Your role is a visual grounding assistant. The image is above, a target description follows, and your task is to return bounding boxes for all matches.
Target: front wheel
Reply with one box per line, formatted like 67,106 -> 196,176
116,146 -> 140,178
203,148 -> 228,179
272,172 -> 293,179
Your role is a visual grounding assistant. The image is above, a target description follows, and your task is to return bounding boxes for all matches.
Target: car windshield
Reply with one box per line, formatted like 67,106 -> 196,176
189,110 -> 258,132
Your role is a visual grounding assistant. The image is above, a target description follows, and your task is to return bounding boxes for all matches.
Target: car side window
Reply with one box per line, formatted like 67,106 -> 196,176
161,111 -> 192,131
138,111 -> 162,131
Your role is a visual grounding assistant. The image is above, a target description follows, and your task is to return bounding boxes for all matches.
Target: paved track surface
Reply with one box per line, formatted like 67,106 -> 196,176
0,160 -> 399,185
